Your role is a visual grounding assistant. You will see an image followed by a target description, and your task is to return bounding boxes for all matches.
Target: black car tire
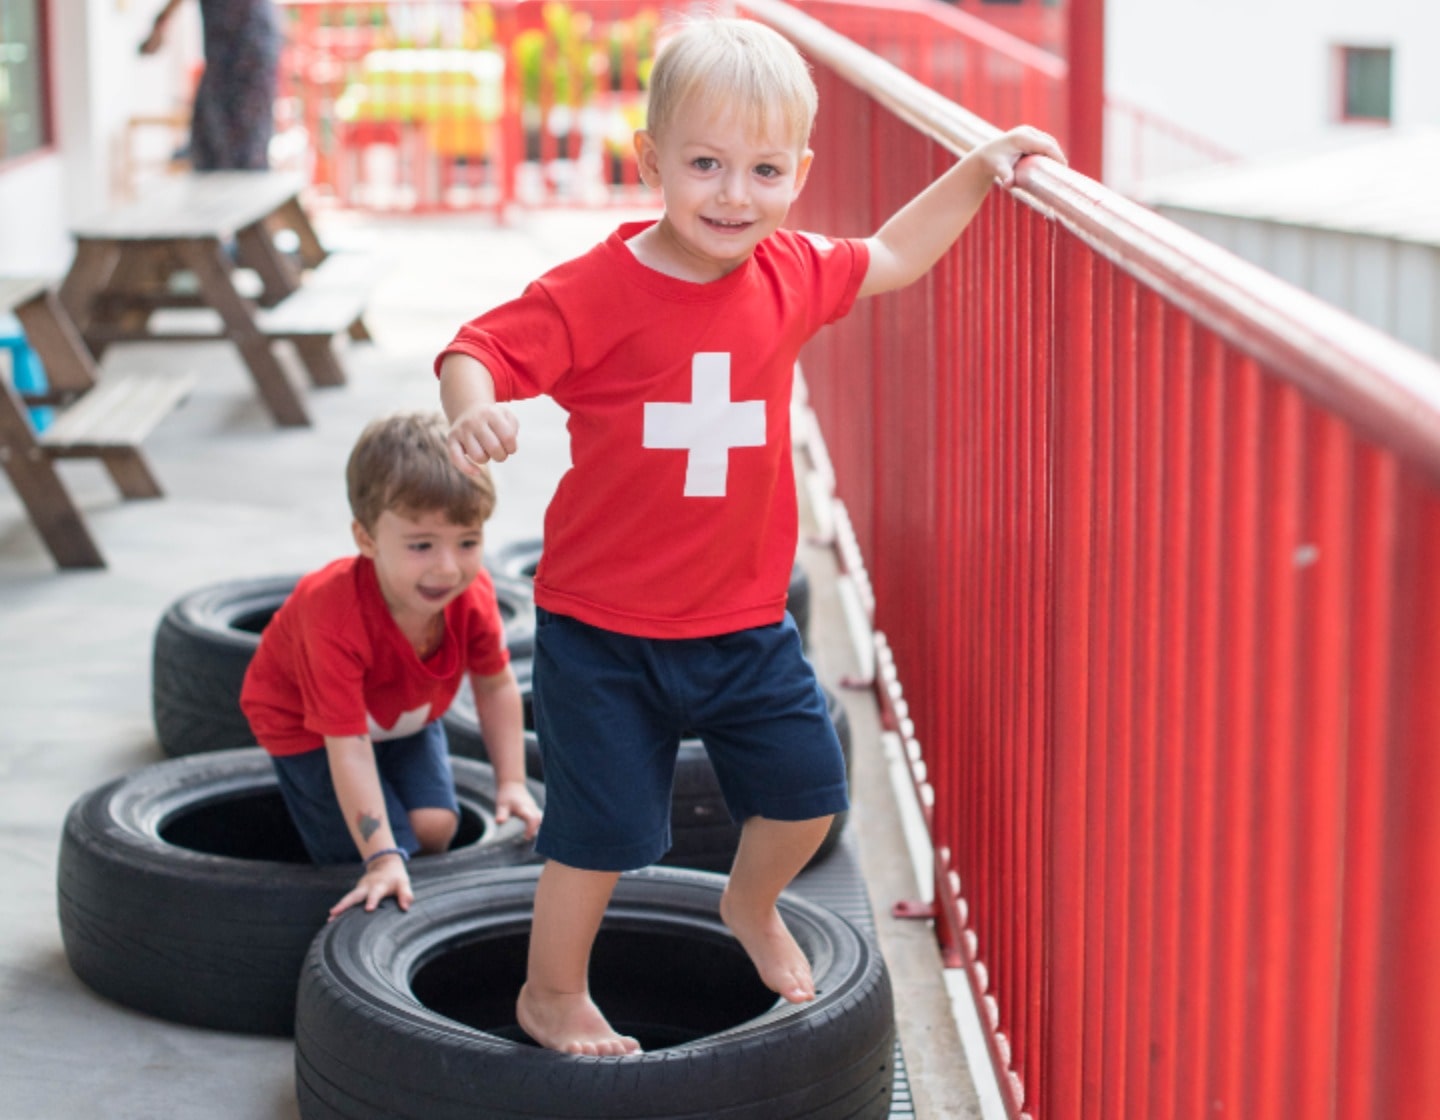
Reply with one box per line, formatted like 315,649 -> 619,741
56,748 -> 543,1036
151,574 -> 537,758
151,574 -> 299,758
295,866 -> 895,1119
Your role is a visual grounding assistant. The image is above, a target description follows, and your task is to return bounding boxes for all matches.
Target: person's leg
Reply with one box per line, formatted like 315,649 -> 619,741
722,815 -> 833,1002
408,807 -> 458,853
271,746 -> 419,864
523,609 -> 679,1055
376,722 -> 459,855
517,861 -> 640,1056
683,616 -> 850,1002
270,748 -> 364,865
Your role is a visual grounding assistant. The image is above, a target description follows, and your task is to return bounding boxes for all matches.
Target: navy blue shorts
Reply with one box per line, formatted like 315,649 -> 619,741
269,721 -> 459,865
532,607 -> 849,872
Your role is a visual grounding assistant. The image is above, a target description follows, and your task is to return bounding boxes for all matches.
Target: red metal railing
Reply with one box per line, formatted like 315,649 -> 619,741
946,0 -> 1064,54
276,0 -> 659,212
788,0 -> 1067,141
745,1 -> 1440,1117
1104,94 -> 1239,197
268,0 -> 1225,213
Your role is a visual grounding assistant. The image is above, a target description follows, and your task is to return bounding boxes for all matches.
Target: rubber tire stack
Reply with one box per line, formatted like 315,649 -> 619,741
295,866 -> 896,1119
56,749 -> 544,1036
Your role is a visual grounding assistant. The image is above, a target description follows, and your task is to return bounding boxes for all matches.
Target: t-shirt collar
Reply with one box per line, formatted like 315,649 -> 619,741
607,220 -> 755,302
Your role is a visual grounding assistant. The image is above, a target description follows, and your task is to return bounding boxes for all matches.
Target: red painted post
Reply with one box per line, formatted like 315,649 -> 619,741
1066,0 -> 1106,180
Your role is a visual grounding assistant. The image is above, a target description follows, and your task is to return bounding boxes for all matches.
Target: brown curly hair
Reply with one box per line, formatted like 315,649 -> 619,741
346,411 -> 496,531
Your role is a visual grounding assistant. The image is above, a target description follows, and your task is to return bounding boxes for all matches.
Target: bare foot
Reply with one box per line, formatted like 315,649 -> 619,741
516,982 -> 642,1056
720,889 -> 815,1003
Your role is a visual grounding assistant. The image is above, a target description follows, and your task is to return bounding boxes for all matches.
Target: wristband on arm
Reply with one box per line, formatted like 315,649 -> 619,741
363,846 -> 409,867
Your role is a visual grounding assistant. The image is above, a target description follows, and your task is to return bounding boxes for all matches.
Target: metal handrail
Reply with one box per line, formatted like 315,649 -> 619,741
749,0 -> 1440,479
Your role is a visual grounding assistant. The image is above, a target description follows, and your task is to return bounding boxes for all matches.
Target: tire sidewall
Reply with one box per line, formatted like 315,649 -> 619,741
151,574 -> 299,757
296,866 -> 895,1119
57,748 -> 542,1035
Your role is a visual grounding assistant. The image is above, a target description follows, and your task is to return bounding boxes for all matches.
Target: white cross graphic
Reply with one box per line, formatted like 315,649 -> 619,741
643,353 -> 766,498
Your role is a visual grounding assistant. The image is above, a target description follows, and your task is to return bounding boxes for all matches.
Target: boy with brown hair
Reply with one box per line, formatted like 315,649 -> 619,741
241,411 -> 541,916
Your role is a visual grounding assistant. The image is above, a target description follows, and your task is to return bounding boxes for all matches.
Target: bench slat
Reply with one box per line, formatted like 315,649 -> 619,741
256,286 -> 370,339
42,371 -> 195,453
306,251 -> 382,290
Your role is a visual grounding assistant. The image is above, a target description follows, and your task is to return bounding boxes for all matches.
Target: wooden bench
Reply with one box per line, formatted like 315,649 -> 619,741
61,172 -> 334,428
0,276 -> 194,569
256,251 -> 378,388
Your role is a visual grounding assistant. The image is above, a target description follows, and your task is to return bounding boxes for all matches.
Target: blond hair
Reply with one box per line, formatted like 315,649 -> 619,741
645,17 -> 817,149
346,411 -> 496,530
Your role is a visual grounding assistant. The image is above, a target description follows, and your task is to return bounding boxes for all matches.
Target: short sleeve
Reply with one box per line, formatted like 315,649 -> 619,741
461,571 -> 511,678
291,613 -> 371,740
771,229 -> 870,334
434,281 -> 575,403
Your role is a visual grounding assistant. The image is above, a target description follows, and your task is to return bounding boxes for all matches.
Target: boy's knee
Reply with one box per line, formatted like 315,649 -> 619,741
410,807 -> 459,854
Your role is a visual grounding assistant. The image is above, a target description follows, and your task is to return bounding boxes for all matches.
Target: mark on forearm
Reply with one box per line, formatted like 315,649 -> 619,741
357,812 -> 382,842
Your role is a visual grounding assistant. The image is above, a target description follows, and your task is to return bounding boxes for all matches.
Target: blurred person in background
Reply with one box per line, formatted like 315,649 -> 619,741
140,0 -> 281,171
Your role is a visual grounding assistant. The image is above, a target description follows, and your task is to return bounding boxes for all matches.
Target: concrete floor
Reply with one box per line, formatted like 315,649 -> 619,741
0,207 -> 974,1119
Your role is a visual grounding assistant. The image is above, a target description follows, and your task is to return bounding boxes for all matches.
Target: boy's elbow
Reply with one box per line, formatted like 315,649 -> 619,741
857,247 -> 916,300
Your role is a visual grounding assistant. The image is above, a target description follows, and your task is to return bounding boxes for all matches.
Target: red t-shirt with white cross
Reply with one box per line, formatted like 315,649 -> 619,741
240,555 -> 511,756
437,221 -> 869,639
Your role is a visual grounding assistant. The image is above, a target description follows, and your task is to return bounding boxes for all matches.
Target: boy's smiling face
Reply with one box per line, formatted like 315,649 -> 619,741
633,100 -> 813,283
353,507 -> 484,626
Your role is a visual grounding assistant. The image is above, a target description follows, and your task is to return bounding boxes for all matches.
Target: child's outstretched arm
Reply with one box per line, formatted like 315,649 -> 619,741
439,353 -> 520,472
324,734 -> 414,918
857,125 -> 1065,300
468,667 -> 542,837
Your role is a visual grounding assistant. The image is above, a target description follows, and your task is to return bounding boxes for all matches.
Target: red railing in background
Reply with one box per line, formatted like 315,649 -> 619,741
746,1 -> 1440,1118
275,0 -> 659,213
946,0 -> 1064,54
270,0 -> 1227,213
789,0 -> 1067,141
1104,95 -> 1240,198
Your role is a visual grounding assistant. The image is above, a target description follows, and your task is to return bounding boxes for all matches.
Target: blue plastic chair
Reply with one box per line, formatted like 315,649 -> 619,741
0,313 -> 53,431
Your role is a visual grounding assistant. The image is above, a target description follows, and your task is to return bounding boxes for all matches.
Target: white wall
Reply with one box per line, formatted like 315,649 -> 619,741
1,0 -> 199,274
1155,208 -> 1440,363
0,157 -> 69,272
1107,0 -> 1440,161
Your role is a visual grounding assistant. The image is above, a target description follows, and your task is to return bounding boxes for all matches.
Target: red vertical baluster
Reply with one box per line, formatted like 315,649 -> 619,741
1147,306 -> 1193,1120
1042,230 -> 1093,1119
1177,329 -> 1224,1118
1334,447 -> 1396,1120
1208,351 -> 1263,1116
1122,285 -> 1166,1118
1375,480 -> 1440,1117
1284,410 -> 1351,1117
1100,269 -> 1139,1118
1238,368 -> 1299,1119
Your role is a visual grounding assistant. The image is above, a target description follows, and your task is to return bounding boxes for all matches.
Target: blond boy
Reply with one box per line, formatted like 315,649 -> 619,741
436,18 -> 1063,1054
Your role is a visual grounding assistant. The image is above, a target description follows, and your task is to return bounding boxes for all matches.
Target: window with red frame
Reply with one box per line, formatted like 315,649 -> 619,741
1338,45 -> 1393,124
0,0 -> 52,163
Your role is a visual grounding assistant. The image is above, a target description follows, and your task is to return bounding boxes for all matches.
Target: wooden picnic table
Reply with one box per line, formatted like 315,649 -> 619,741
58,171 -> 365,428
